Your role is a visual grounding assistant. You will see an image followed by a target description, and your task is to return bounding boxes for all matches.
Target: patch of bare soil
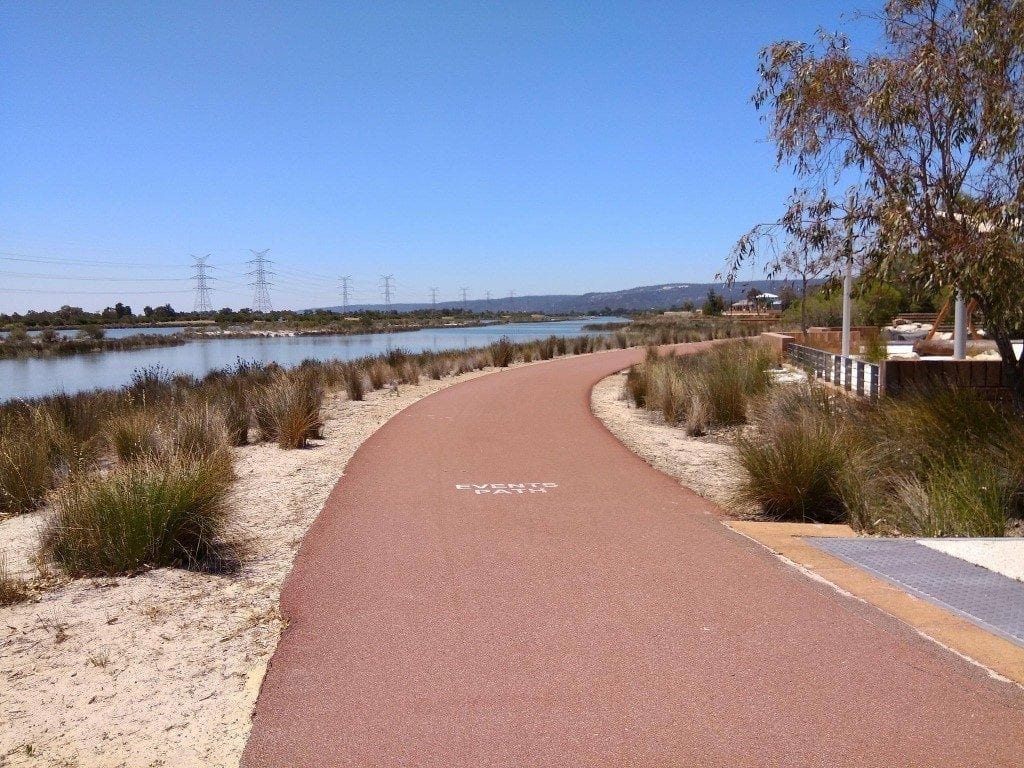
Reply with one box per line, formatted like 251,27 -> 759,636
0,367 -> 504,768
591,371 -> 754,515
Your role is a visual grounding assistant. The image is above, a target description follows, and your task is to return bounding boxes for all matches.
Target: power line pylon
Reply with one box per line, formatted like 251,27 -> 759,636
509,290 -> 517,312
379,274 -> 395,310
339,275 -> 352,313
247,249 -> 274,313
459,286 -> 469,309
191,254 -> 214,313
429,287 -> 439,307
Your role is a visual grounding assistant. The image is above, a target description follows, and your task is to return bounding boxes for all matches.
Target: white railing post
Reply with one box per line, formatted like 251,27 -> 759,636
953,292 -> 967,360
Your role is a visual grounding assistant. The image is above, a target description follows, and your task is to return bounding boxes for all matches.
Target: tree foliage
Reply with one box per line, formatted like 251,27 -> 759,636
741,0 -> 1024,391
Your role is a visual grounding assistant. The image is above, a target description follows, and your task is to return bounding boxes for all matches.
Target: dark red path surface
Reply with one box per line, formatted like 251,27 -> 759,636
243,345 -> 1024,767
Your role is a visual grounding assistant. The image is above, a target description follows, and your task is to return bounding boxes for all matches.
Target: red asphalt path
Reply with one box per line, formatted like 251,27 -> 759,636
243,345 -> 1024,767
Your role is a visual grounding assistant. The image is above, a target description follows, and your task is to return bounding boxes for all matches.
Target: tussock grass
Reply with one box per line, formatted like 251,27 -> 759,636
107,410 -> 164,463
399,361 -> 421,385
254,373 -> 324,449
344,366 -> 365,400
0,410 -> 66,516
625,341 -> 774,434
367,361 -> 389,389
735,387 -> 852,522
732,383 -> 1024,534
43,454 -> 236,576
489,337 -> 516,367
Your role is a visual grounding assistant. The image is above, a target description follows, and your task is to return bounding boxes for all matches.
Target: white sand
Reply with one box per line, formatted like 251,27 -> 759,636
918,539 -> 1024,582
0,366 -> 505,768
590,371 -> 751,514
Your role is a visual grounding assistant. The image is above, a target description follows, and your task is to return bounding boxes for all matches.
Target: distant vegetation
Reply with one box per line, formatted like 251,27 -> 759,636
0,303 -> 606,332
0,329 -> 186,359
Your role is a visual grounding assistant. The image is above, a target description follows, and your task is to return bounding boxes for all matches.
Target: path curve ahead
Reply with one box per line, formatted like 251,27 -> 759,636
244,345 -> 1024,767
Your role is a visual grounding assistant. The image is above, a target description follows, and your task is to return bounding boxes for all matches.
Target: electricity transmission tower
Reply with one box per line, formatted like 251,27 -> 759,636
429,287 -> 439,307
379,274 -> 395,309
339,275 -> 352,312
191,254 -> 214,312
509,290 -> 517,312
459,286 -> 469,309
247,249 -> 274,313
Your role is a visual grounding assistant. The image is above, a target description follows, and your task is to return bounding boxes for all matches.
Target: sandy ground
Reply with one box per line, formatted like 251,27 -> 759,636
0,366 -> 505,768
919,539 -> 1024,582
590,371 -> 751,514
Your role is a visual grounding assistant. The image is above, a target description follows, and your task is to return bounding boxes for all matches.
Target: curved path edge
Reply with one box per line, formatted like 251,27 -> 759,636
244,343 -> 1024,768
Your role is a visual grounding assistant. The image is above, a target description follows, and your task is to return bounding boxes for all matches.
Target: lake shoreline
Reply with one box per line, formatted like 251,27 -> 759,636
0,318 -> 627,402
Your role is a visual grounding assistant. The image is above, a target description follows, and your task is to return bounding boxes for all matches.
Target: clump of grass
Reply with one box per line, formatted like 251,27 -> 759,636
0,410 -> 65,516
625,341 -> 774,431
170,402 -> 232,460
735,387 -> 853,522
399,361 -> 421,385
254,374 -> 324,449
489,337 -> 516,367
425,357 -> 448,380
732,382 -> 1024,535
367,361 -> 389,389
344,367 -> 365,400
43,454 -> 236,576
0,555 -> 30,606
890,457 -> 1009,537
107,410 -> 163,463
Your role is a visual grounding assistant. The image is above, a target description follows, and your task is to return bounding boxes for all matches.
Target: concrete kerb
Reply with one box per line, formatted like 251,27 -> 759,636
726,520 -> 1024,687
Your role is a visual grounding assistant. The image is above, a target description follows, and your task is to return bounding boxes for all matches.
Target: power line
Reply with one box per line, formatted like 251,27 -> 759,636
339,275 -> 352,312
379,274 -> 395,309
247,249 -> 274,313
191,254 -> 214,313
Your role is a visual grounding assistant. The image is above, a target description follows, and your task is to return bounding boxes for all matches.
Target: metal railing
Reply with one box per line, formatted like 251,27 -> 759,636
785,343 -> 880,400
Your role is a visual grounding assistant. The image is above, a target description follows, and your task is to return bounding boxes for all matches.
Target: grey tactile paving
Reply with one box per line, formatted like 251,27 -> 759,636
808,538 -> 1024,647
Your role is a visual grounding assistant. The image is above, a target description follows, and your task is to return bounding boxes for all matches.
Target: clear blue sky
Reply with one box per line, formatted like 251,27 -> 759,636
1,0 -> 870,313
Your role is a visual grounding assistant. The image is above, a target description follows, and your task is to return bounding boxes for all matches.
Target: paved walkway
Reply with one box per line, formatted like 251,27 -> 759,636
243,345 -> 1024,767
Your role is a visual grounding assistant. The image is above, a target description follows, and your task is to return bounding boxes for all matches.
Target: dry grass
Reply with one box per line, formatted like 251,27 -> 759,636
0,554 -> 30,605
0,416 -> 57,516
735,386 -> 852,522
625,341 -> 774,434
254,373 -> 324,449
488,337 -> 516,367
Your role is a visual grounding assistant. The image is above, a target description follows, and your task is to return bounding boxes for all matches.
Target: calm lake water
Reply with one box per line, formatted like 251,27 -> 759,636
0,319 -> 620,402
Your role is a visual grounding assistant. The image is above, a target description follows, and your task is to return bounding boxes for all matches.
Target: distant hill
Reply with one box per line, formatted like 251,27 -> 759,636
321,280 -> 801,314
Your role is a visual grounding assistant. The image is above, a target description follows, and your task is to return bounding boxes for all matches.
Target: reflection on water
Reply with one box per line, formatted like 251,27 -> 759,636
0,319 -> 620,401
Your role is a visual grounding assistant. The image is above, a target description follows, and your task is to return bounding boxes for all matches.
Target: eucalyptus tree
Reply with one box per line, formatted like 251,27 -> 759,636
735,0 -> 1024,395
729,187 -> 866,333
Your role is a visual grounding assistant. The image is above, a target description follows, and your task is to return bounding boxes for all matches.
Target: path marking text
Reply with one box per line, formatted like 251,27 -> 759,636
456,483 -> 558,495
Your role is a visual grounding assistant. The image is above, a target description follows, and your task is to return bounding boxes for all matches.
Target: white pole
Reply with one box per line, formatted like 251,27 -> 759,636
953,292 -> 967,360
841,252 -> 853,358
